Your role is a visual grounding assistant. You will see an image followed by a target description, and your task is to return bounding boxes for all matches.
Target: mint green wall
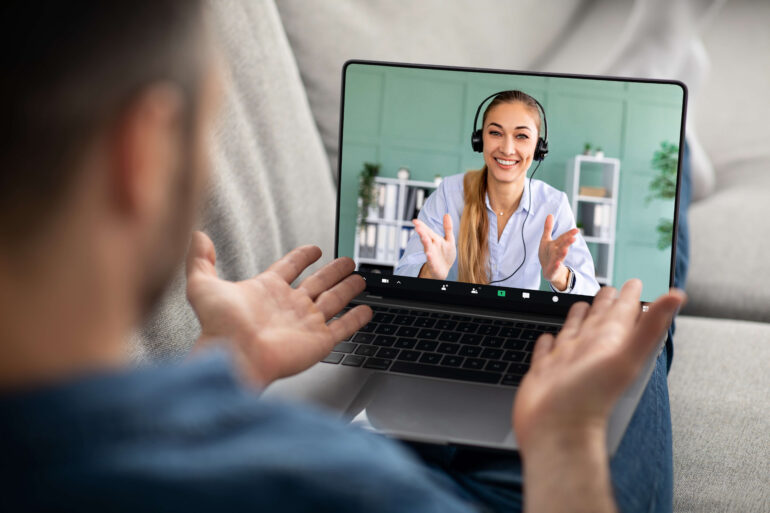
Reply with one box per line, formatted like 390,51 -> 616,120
339,63 -> 683,300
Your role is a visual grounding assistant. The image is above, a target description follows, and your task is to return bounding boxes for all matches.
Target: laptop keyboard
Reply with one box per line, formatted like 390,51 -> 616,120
323,305 -> 560,387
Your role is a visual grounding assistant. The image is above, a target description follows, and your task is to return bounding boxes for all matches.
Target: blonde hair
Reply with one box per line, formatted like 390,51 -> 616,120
457,91 -> 542,283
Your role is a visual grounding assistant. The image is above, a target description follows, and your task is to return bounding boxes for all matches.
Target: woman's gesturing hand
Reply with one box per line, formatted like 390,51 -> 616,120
185,231 -> 372,387
538,214 -> 579,284
413,214 -> 457,280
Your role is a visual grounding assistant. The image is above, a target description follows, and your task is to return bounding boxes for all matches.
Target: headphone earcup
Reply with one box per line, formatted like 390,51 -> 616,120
534,137 -> 549,161
471,130 -> 483,152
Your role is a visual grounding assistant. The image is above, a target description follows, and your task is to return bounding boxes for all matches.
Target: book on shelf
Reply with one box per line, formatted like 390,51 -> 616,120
579,186 -> 607,198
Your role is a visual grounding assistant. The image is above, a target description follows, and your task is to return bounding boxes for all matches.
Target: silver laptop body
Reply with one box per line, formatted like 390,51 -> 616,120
266,61 -> 687,455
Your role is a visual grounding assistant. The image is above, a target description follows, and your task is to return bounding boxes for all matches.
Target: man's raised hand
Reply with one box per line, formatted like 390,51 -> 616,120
185,231 -> 372,386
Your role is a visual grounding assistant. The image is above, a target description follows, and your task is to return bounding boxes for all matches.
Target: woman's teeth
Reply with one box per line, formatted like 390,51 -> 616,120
495,158 -> 519,166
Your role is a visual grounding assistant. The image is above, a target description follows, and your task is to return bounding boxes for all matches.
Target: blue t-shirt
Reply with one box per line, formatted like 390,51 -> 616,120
0,351 -> 480,512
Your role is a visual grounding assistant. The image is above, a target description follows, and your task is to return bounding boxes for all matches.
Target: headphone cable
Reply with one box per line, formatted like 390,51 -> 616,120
488,159 -> 542,285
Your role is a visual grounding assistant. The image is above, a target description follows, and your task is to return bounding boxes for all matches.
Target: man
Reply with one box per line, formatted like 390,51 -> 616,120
0,2 -> 684,512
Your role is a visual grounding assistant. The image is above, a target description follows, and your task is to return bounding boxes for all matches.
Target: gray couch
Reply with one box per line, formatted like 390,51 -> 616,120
138,1 -> 770,511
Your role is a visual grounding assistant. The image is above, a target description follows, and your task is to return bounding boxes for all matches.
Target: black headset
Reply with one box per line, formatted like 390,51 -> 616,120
468,91 -> 550,285
470,91 -> 549,161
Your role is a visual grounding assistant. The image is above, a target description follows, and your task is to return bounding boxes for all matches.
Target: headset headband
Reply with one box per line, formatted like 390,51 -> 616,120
472,91 -> 548,142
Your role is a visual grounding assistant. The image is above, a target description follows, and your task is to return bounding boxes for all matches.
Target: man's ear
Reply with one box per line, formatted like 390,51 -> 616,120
108,83 -> 185,220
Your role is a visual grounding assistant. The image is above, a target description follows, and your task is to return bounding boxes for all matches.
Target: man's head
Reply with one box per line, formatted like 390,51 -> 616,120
0,2 -> 219,384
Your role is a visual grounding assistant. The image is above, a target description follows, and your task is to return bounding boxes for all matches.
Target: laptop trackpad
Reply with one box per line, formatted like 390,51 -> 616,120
351,373 -> 518,449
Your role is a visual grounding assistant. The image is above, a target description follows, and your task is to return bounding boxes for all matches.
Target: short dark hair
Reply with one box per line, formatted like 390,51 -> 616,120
0,1 -> 205,245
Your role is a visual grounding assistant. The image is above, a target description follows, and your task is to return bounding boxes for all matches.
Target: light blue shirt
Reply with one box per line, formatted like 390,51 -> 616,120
394,173 -> 600,296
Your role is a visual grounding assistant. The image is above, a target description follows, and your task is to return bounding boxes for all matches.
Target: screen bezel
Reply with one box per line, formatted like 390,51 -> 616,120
335,59 -> 688,317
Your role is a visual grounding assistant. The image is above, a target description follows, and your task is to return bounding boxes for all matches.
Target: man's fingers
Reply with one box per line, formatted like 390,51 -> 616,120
265,245 -> 322,284
625,289 -> 686,364
586,285 -> 617,320
541,214 -> 554,242
186,231 -> 218,281
531,333 -> 556,367
316,274 -> 367,321
609,279 -> 644,326
443,214 -> 455,244
558,301 -> 590,340
328,305 -> 373,343
297,257 -> 356,300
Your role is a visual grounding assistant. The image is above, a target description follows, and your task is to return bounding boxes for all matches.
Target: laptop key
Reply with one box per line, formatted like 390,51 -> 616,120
342,355 -> 365,367
359,323 -> 377,333
499,327 -> 522,338
437,331 -> 461,342
451,314 -> 472,321
354,345 -> 377,356
503,338 -> 526,350
485,361 -> 507,372
332,342 -> 356,353
508,362 -> 530,375
372,313 -> 394,323
440,355 -> 464,367
415,340 -> 438,351
435,320 -> 457,331
419,352 -> 442,365
394,337 -> 417,349
462,357 -> 486,369
503,350 -> 526,362
456,322 -> 479,333
376,347 -> 399,359
460,334 -> 483,345
375,324 -> 398,335
429,312 -> 452,319
437,343 -> 460,354
481,348 -> 503,360
477,325 -> 500,336
353,332 -> 375,344
417,328 -> 440,339
373,335 -> 396,347
396,326 -> 419,337
393,315 -> 415,326
501,374 -> 523,386
396,350 -> 421,362
322,352 -> 344,364
390,362 -> 501,385
413,317 -> 436,328
458,345 -> 482,357
363,357 -> 392,370
481,336 -> 504,348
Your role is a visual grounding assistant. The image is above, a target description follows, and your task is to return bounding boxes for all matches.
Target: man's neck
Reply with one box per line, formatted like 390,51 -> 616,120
0,233 -> 132,390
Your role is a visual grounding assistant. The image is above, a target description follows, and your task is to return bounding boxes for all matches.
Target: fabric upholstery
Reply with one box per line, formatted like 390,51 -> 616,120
669,316 -> 770,513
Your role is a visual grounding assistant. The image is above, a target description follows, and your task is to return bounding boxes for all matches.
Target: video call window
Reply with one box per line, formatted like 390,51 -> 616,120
338,63 -> 684,303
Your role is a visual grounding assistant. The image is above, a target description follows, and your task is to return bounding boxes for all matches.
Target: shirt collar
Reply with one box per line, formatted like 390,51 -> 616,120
484,178 -> 532,215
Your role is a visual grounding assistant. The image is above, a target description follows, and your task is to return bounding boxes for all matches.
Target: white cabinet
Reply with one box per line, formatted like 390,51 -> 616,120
565,155 -> 620,286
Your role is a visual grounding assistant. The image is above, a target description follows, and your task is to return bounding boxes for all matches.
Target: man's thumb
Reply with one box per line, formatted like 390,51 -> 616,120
186,231 -> 218,280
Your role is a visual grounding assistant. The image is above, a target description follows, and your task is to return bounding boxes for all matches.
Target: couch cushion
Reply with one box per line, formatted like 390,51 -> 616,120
683,155 -> 770,322
669,316 -> 770,513
132,0 -> 336,360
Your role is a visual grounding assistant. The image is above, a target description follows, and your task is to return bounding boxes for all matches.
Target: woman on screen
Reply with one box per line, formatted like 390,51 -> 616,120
394,90 -> 600,295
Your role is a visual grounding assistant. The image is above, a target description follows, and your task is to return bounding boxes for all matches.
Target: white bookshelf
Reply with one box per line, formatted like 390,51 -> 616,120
354,176 -> 438,271
566,155 -> 620,286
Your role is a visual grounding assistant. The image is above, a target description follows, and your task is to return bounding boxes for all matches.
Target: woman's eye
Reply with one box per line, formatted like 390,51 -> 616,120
488,130 -> 502,136
516,134 -> 529,139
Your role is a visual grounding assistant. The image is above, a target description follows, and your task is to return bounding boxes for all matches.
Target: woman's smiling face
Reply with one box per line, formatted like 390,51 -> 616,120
482,101 -> 540,186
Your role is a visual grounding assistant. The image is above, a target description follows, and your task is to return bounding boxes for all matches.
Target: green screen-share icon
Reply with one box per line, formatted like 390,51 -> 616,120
497,290 -> 506,297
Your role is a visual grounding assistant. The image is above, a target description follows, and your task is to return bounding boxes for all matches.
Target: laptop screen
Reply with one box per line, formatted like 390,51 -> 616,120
336,61 -> 686,308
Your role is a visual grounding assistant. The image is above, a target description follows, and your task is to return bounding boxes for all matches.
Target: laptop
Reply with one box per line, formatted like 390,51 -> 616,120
265,60 -> 687,455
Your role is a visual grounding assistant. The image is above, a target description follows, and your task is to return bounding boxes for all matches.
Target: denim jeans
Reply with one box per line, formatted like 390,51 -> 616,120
405,142 -> 692,513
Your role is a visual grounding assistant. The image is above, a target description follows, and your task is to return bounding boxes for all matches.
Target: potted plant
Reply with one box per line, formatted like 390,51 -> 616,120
646,141 -> 678,249
594,147 -> 604,159
583,142 -> 592,155
358,162 -> 380,222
